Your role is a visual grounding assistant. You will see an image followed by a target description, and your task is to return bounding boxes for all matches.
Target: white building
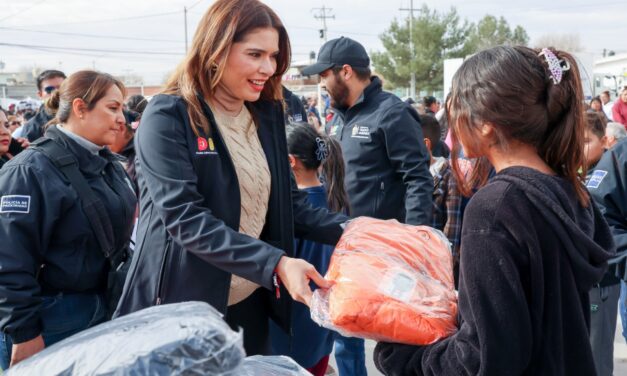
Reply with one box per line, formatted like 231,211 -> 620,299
593,53 -> 627,98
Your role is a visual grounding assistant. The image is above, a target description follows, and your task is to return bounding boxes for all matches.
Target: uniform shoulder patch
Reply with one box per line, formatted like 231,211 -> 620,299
586,170 -> 608,189
0,195 -> 31,213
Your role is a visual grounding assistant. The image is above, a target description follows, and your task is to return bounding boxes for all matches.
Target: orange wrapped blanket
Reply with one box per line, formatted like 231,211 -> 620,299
311,217 -> 458,345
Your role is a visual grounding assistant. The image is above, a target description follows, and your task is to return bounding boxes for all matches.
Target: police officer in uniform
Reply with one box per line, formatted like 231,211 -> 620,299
0,71 -> 136,369
588,138 -> 627,376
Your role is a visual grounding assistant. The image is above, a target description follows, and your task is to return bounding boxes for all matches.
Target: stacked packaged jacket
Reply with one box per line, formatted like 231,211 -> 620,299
7,302 -> 245,375
239,355 -> 312,376
311,217 -> 458,345
7,301 -> 315,375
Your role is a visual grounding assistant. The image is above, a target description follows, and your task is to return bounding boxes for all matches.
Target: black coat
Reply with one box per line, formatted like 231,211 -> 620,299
115,94 -> 347,331
588,138 -> 627,285
0,126 -> 137,343
375,167 -> 614,375
22,105 -> 53,142
283,86 -> 307,124
327,77 -> 432,225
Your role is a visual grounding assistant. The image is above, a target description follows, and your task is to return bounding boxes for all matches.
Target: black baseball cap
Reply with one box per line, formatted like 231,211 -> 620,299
302,37 -> 370,76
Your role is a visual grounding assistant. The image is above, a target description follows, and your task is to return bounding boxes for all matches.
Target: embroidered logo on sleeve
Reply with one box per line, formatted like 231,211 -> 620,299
586,170 -> 608,189
0,195 -> 31,213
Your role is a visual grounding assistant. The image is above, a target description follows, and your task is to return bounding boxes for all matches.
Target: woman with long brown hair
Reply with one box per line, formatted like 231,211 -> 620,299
0,71 -> 136,369
115,0 -> 347,355
375,46 -> 615,375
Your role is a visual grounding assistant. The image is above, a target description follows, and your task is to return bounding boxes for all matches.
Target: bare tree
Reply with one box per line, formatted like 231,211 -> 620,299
533,33 -> 582,53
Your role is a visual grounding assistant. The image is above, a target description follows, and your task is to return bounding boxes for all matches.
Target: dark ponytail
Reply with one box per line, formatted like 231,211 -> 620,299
448,45 -> 589,206
536,49 -> 587,203
286,122 -> 350,213
322,137 -> 350,214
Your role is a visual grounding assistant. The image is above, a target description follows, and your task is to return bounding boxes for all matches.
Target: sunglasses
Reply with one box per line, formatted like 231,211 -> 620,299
43,85 -> 60,94
9,121 -> 20,126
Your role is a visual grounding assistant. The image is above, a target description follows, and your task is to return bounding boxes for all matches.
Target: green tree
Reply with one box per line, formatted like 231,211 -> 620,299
464,15 -> 529,53
371,5 -> 471,92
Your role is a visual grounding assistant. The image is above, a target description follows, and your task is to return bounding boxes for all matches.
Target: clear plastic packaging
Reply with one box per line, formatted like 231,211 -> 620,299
311,217 -> 458,345
238,355 -> 312,375
7,302 -> 245,375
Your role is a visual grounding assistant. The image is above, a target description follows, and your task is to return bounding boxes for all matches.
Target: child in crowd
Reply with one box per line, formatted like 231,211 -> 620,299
584,111 -> 608,177
270,122 -> 350,376
420,114 -> 463,285
375,46 -> 614,376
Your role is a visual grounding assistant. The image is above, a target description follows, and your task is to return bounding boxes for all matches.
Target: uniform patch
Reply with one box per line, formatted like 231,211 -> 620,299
0,195 -> 31,213
350,125 -> 371,140
586,170 -> 607,189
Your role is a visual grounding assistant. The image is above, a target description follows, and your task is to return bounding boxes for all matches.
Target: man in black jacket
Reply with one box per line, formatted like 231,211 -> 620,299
303,37 -> 432,225
282,86 -> 307,124
587,138 -> 627,376
21,70 -> 66,142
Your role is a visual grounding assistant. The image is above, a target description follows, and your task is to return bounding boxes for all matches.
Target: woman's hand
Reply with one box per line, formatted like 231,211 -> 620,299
10,334 -> 45,366
275,256 -> 332,306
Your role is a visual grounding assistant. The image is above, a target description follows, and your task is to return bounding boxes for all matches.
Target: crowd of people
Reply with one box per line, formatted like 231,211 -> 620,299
0,0 -> 626,375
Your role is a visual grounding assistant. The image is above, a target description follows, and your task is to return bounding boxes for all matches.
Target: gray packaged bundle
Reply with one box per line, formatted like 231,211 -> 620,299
7,301 -> 245,375
238,355 -> 312,375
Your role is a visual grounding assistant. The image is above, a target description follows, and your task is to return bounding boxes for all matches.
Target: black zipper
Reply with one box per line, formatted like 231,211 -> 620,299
155,238 -> 172,305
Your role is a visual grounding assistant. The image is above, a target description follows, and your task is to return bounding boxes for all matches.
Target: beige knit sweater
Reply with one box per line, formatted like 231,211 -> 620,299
211,105 -> 271,306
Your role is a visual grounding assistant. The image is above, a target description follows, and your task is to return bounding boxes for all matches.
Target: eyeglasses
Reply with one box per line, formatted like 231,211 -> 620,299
9,121 -> 20,126
43,85 -> 60,94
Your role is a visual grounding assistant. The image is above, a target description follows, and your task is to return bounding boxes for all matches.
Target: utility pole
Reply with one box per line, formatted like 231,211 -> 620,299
399,0 -> 416,99
312,6 -> 335,43
184,6 -> 189,53
312,5 -> 335,126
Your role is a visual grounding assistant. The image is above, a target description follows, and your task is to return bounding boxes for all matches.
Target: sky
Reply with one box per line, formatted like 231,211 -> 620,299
0,0 -> 626,85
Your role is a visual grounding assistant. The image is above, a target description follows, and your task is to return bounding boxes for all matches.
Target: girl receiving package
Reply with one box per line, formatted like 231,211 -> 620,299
311,217 -> 458,345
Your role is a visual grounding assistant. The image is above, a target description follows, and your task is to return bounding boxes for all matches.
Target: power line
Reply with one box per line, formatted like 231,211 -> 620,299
286,25 -> 379,38
0,42 -> 185,56
0,0 -> 48,22
0,26 -> 183,44
187,0 -> 206,10
10,10 -> 182,28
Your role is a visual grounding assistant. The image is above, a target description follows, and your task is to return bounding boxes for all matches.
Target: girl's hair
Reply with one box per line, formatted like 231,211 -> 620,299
45,70 -> 126,125
126,94 -> 148,114
286,122 -> 350,214
585,111 -> 607,139
448,46 -> 589,205
589,96 -> 602,107
163,0 -> 291,136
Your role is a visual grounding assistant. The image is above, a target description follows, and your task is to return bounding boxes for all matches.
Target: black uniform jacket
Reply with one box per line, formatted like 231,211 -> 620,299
327,77 -> 432,225
588,138 -> 627,284
22,105 -> 54,142
0,126 -> 137,343
283,86 -> 307,124
115,94 -> 347,331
